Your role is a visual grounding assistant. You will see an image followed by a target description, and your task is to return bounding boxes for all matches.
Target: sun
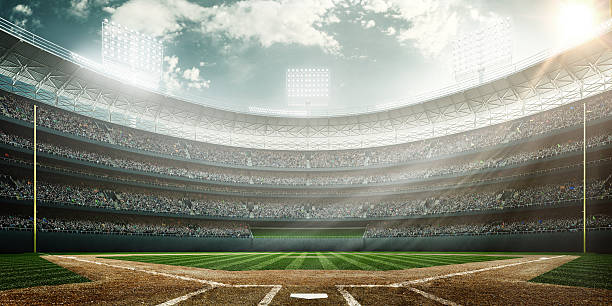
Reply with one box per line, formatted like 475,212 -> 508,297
557,1 -> 597,46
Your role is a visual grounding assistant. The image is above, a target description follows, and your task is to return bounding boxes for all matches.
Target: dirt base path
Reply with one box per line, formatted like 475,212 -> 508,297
0,254 -> 609,305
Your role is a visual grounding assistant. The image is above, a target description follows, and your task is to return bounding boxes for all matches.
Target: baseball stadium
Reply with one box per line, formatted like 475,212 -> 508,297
0,0 -> 611,305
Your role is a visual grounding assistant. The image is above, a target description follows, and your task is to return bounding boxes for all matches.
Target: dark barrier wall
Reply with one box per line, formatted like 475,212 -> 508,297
1,230 -> 611,253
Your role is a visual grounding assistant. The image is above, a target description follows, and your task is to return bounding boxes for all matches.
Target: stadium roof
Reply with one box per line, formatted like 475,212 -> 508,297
0,18 -> 611,150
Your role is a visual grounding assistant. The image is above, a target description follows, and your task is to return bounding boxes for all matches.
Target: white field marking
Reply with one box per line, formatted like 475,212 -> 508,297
57,256 -> 227,287
409,287 -> 461,306
258,285 -> 282,306
336,255 -> 566,288
57,256 -> 283,304
290,293 -> 328,299
155,287 -> 211,306
391,255 -> 565,287
337,286 -> 361,306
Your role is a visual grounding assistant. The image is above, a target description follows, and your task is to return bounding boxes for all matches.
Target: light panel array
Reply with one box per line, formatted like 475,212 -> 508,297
102,19 -> 163,88
286,68 -> 330,98
452,18 -> 512,82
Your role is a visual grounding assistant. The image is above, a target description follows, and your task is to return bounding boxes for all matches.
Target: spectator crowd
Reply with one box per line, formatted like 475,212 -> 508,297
1,213 -> 609,238
365,215 -> 612,237
0,128 -> 610,186
1,175 -> 610,219
0,214 -> 251,238
1,90 -> 611,169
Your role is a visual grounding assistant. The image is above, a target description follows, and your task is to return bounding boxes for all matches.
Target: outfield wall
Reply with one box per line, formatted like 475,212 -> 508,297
2,230 -> 611,253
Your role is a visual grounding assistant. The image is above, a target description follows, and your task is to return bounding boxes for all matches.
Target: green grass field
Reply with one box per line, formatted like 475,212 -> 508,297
100,252 -> 517,271
250,228 -> 365,238
530,254 -> 612,289
0,254 -> 89,291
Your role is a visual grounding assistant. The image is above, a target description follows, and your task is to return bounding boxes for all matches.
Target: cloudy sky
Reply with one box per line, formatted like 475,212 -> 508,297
0,0 -> 609,112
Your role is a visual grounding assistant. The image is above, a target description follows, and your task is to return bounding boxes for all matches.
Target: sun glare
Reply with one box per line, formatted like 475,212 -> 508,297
557,1 -> 596,46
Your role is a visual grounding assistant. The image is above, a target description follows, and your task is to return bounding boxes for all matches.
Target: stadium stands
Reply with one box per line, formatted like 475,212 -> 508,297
0,87 -> 611,243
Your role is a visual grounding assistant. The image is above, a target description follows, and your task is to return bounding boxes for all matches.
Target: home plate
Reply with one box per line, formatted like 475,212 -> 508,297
290,293 -> 328,300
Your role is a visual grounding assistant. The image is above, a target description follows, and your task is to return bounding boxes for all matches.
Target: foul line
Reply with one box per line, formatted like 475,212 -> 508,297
56,256 -> 282,305
391,255 -> 565,287
337,255 -> 565,305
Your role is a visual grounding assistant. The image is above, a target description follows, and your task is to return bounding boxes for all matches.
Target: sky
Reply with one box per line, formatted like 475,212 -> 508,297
0,0 -> 609,113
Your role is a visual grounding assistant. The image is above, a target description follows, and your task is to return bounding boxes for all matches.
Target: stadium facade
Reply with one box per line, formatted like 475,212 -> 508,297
0,19 -> 611,252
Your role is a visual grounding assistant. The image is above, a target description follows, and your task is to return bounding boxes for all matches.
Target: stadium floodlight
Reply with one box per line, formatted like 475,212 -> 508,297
286,68 -> 330,107
101,19 -> 163,89
452,18 -> 512,83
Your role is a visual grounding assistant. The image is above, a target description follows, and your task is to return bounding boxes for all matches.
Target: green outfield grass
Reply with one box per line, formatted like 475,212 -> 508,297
250,228 -> 365,238
0,254 -> 89,291
100,252 -> 517,271
530,254 -> 612,289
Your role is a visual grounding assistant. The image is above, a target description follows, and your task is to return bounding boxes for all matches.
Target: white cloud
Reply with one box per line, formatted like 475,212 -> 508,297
68,0 -> 90,19
110,0 -> 341,54
10,4 -> 36,28
162,55 -> 182,92
111,0 -> 204,38
362,19 -> 376,29
201,0 -> 341,54
362,0 -> 390,13
163,56 -> 211,92
13,4 -> 32,16
361,0 -> 461,58
102,6 -> 116,14
384,26 -> 396,36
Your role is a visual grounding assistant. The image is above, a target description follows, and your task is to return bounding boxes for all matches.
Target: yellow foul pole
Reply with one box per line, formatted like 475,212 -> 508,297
33,105 -> 37,253
583,102 -> 586,253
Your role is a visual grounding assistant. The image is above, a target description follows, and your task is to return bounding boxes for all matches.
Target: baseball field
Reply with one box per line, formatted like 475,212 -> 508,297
0,252 -> 610,305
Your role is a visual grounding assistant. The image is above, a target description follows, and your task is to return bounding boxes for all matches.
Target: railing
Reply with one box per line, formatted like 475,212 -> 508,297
1,16 -> 611,117
1,225 -> 610,239
365,226 -> 612,238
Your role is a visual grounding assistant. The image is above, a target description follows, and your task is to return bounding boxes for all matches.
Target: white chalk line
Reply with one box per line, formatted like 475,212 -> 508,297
258,285 -> 282,306
337,286 -> 362,306
409,287 -> 461,306
337,255 -> 565,306
155,287 -> 211,306
392,255 -> 565,287
56,256 -> 281,305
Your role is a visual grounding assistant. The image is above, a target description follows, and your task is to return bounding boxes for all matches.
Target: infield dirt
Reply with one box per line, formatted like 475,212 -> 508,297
0,254 -> 609,305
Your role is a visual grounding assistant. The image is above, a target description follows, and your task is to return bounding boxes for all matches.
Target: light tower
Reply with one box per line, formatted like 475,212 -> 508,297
101,19 -> 163,89
452,18 -> 513,83
286,68 -> 330,108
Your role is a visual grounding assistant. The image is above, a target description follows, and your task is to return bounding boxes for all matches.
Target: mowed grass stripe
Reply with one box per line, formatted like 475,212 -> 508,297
103,254 -> 254,269
328,253 -> 378,270
158,254 -> 252,267
367,255 -> 433,268
193,254 -> 264,270
249,253 -> 293,270
348,253 -> 407,270
531,254 -> 612,289
299,258 -> 325,270
212,254 -> 278,270
285,253 -> 308,269
317,252 -> 338,270
115,254 -> 245,266
381,255 -> 445,267
0,254 -> 89,291
101,253 -> 519,272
